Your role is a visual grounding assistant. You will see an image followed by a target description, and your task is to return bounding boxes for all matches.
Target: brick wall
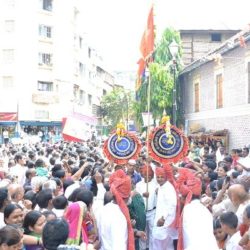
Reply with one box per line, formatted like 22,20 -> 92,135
181,42 -> 250,150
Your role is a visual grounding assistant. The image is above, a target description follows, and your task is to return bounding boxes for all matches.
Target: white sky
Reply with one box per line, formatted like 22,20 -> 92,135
81,0 -> 250,72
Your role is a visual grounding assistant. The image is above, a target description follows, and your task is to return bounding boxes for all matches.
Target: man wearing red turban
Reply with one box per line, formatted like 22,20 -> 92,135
136,164 -> 157,249
98,169 -> 135,250
152,166 -> 178,250
177,168 -> 219,250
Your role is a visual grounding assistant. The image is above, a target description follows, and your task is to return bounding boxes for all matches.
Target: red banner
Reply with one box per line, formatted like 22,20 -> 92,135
0,113 -> 17,121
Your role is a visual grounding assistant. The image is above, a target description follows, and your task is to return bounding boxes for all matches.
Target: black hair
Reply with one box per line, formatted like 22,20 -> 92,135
42,219 -> 69,250
217,178 -> 224,190
245,204 -> 250,219
27,161 -> 35,169
51,177 -> 62,188
220,212 -> 238,229
23,190 -> 37,210
63,179 -> 74,192
35,159 -> 45,168
213,218 -> 222,230
76,189 -> 93,208
25,168 -> 35,179
42,211 -> 56,221
243,147 -> 250,154
53,170 -> 65,179
0,188 -> 8,210
210,180 -> 218,192
193,158 -> 201,163
104,191 -> 113,205
232,171 -> 240,179
4,204 -> 22,220
52,196 -> 68,210
204,160 -> 217,171
208,171 -> 218,182
51,164 -> 62,177
68,188 -> 84,202
14,153 -> 24,163
36,189 -> 53,209
23,210 -> 43,234
0,225 -> 21,246
224,156 -> 233,164
49,157 -> 56,166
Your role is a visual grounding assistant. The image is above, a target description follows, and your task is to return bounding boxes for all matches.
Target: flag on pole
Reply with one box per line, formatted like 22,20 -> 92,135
140,5 -> 154,60
136,5 -> 154,92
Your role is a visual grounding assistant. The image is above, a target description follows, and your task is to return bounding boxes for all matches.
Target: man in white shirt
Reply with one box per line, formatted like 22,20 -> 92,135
9,153 -> 27,186
177,168 -> 219,250
136,164 -> 157,250
98,169 -> 135,250
152,167 -> 177,250
220,211 -> 243,250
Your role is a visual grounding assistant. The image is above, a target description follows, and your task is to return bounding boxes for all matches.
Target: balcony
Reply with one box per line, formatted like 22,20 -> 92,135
32,92 -> 59,104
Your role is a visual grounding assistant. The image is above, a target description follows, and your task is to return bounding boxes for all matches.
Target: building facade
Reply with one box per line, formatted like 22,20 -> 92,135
180,28 -> 250,150
180,29 -> 239,66
0,0 -> 114,141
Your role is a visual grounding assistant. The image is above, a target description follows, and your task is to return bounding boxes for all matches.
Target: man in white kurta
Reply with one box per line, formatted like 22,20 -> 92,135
152,167 -> 177,250
98,201 -> 128,250
182,199 -> 219,250
177,168 -> 219,250
136,165 -> 157,250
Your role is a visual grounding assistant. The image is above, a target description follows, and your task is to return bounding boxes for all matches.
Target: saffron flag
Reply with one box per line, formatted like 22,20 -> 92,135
135,58 -> 146,91
140,5 -> 154,60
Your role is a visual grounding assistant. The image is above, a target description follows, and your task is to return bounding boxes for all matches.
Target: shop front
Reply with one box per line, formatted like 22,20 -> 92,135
0,113 -> 17,144
19,121 -> 62,142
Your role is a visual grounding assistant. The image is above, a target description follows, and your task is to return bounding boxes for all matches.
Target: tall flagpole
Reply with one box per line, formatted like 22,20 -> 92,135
145,61 -> 151,211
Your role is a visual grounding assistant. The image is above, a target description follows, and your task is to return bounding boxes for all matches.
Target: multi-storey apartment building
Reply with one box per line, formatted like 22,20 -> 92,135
0,0 -> 114,141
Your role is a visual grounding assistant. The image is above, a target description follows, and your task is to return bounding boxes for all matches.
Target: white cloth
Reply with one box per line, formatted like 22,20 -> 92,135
236,200 -> 250,225
152,181 -> 177,249
52,208 -> 65,218
92,183 -> 106,217
238,157 -> 250,176
0,212 -> 6,229
136,179 -> 157,211
183,200 -> 219,250
225,231 -> 243,250
9,164 -> 27,186
98,202 -> 127,250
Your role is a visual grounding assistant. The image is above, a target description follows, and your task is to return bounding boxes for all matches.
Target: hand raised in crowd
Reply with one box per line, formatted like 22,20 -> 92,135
142,191 -> 149,198
94,171 -> 102,184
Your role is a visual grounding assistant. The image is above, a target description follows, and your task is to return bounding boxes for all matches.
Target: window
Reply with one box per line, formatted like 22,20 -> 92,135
5,20 -> 15,32
79,37 -> 82,49
216,74 -> 223,108
248,62 -> 250,103
211,33 -> 221,42
35,110 -> 49,119
38,53 -> 52,65
79,90 -> 85,104
37,81 -> 53,91
2,76 -> 14,89
79,62 -> 85,75
88,94 -> 92,106
2,49 -> 14,64
194,82 -> 200,112
41,0 -> 52,11
39,25 -> 52,38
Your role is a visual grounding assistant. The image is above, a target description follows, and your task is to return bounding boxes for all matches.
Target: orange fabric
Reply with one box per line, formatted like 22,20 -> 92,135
109,170 -> 135,250
140,5 -> 154,60
135,58 -> 146,91
155,167 -> 166,177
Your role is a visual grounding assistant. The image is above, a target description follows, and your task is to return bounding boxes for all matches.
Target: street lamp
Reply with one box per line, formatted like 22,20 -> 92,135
169,40 -> 179,126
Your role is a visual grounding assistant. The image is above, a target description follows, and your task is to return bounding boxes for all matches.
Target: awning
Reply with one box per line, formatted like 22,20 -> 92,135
19,121 -> 62,126
0,112 -> 17,121
0,121 -> 17,126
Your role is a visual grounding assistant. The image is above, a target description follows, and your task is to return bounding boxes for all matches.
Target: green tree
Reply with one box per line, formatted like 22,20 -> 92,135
135,27 -> 182,128
101,87 -> 135,131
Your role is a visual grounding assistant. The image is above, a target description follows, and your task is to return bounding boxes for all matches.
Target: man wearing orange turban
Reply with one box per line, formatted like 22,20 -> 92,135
177,168 -> 219,250
98,169 -> 135,250
152,166 -> 178,250
136,164 -> 157,249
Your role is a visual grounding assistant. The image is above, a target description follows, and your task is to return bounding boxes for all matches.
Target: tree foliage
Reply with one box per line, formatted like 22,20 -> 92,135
135,27 -> 182,128
100,87 -> 135,130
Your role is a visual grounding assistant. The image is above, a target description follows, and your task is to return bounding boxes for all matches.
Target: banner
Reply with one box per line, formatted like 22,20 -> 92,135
0,112 -> 17,121
142,112 -> 154,127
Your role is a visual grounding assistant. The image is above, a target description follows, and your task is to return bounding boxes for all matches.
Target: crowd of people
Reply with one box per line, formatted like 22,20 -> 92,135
0,137 -> 250,250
